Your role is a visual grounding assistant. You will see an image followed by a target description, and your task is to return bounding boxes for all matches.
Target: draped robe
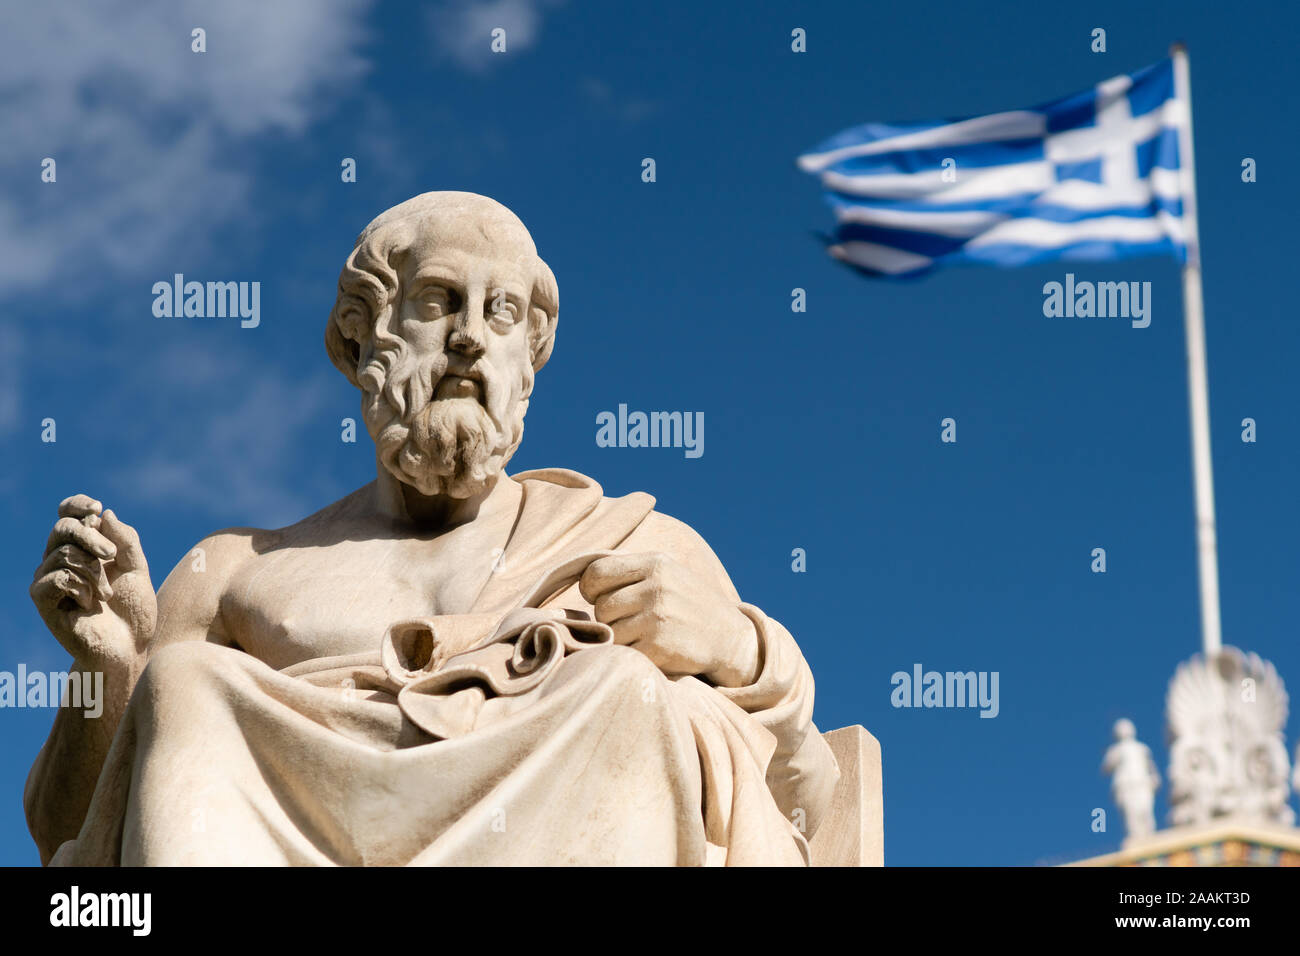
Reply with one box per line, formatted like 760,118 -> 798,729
51,469 -> 838,866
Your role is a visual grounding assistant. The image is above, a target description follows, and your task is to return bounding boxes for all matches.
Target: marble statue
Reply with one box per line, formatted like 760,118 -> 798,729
26,192 -> 840,866
1102,718 -> 1159,841
1166,647 -> 1294,827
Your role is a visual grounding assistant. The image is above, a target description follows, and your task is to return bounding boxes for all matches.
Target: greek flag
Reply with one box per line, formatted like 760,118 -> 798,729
797,58 -> 1188,278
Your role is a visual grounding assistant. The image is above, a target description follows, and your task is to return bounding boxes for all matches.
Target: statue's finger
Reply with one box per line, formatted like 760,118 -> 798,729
32,569 -> 94,612
35,546 -> 114,601
578,553 -> 653,603
608,610 -> 657,647
57,495 -> 103,520
592,580 -> 651,626
45,517 -> 116,561
99,510 -> 146,573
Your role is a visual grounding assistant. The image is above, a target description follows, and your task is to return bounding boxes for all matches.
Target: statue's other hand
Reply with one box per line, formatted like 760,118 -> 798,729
30,495 -> 156,666
578,551 -> 760,687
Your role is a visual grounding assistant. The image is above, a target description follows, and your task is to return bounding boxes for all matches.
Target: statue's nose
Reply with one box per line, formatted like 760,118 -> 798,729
448,304 -> 486,358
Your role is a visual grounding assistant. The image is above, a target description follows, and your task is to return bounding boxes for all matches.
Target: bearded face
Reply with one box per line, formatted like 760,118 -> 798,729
325,193 -> 558,501
358,332 -> 532,499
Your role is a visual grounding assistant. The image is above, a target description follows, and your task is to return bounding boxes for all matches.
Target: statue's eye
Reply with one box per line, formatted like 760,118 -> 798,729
487,299 -> 518,334
419,286 -> 459,317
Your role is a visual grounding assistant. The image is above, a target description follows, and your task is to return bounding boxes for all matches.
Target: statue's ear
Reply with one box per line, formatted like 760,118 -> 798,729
325,294 -> 370,387
528,257 -> 559,372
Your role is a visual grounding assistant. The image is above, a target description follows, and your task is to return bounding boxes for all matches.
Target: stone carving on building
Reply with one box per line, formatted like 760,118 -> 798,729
1102,718 -> 1159,841
1166,646 -> 1294,827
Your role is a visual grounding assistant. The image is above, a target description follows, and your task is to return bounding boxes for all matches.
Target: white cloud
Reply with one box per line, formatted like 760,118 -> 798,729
0,0 -> 373,297
426,0 -> 562,72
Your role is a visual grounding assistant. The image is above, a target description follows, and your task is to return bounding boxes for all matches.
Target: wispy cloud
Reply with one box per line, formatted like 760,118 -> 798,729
0,0 -> 373,298
108,342 -> 345,528
0,324 -> 19,441
579,76 -> 660,125
426,0 -> 563,72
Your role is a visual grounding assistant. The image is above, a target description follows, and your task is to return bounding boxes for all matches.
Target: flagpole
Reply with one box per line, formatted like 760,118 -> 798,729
1171,44 -> 1222,659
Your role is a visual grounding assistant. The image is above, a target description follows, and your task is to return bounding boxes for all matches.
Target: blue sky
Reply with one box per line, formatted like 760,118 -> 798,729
2,0 -> 1299,866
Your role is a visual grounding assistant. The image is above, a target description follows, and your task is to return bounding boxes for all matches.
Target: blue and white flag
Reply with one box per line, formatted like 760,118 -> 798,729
797,59 -> 1188,277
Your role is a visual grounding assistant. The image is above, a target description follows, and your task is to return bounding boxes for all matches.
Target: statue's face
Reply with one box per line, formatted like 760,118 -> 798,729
360,216 -> 539,499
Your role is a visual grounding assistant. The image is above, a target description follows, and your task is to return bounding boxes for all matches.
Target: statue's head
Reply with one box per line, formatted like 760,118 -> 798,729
325,192 -> 558,498
1113,718 -> 1136,741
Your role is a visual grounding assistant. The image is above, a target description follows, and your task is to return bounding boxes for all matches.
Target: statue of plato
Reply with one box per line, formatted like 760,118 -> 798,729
27,192 -> 839,866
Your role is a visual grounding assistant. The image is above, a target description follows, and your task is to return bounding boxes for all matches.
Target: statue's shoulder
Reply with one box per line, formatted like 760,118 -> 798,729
154,486 -> 377,641
632,508 -> 742,601
266,483 -> 377,539
510,467 -> 656,513
525,477 -> 741,600
510,468 -> 723,555
169,485 -> 376,580
620,506 -> 728,565
155,525 -> 265,614
504,467 -> 667,561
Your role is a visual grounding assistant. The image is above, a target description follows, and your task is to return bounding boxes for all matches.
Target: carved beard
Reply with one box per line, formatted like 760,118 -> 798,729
360,343 -> 529,499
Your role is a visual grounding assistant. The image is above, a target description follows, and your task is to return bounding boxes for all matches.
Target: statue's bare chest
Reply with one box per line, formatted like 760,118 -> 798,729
220,534 -> 503,669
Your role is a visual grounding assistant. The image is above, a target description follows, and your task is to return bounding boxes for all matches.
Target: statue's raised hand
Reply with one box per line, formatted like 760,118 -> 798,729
30,495 -> 156,666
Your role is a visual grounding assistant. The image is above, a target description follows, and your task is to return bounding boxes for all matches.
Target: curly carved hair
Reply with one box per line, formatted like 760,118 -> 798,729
324,192 -> 559,392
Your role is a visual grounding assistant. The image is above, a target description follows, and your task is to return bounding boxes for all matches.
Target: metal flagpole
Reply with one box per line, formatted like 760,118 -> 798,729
1171,44 -> 1222,659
